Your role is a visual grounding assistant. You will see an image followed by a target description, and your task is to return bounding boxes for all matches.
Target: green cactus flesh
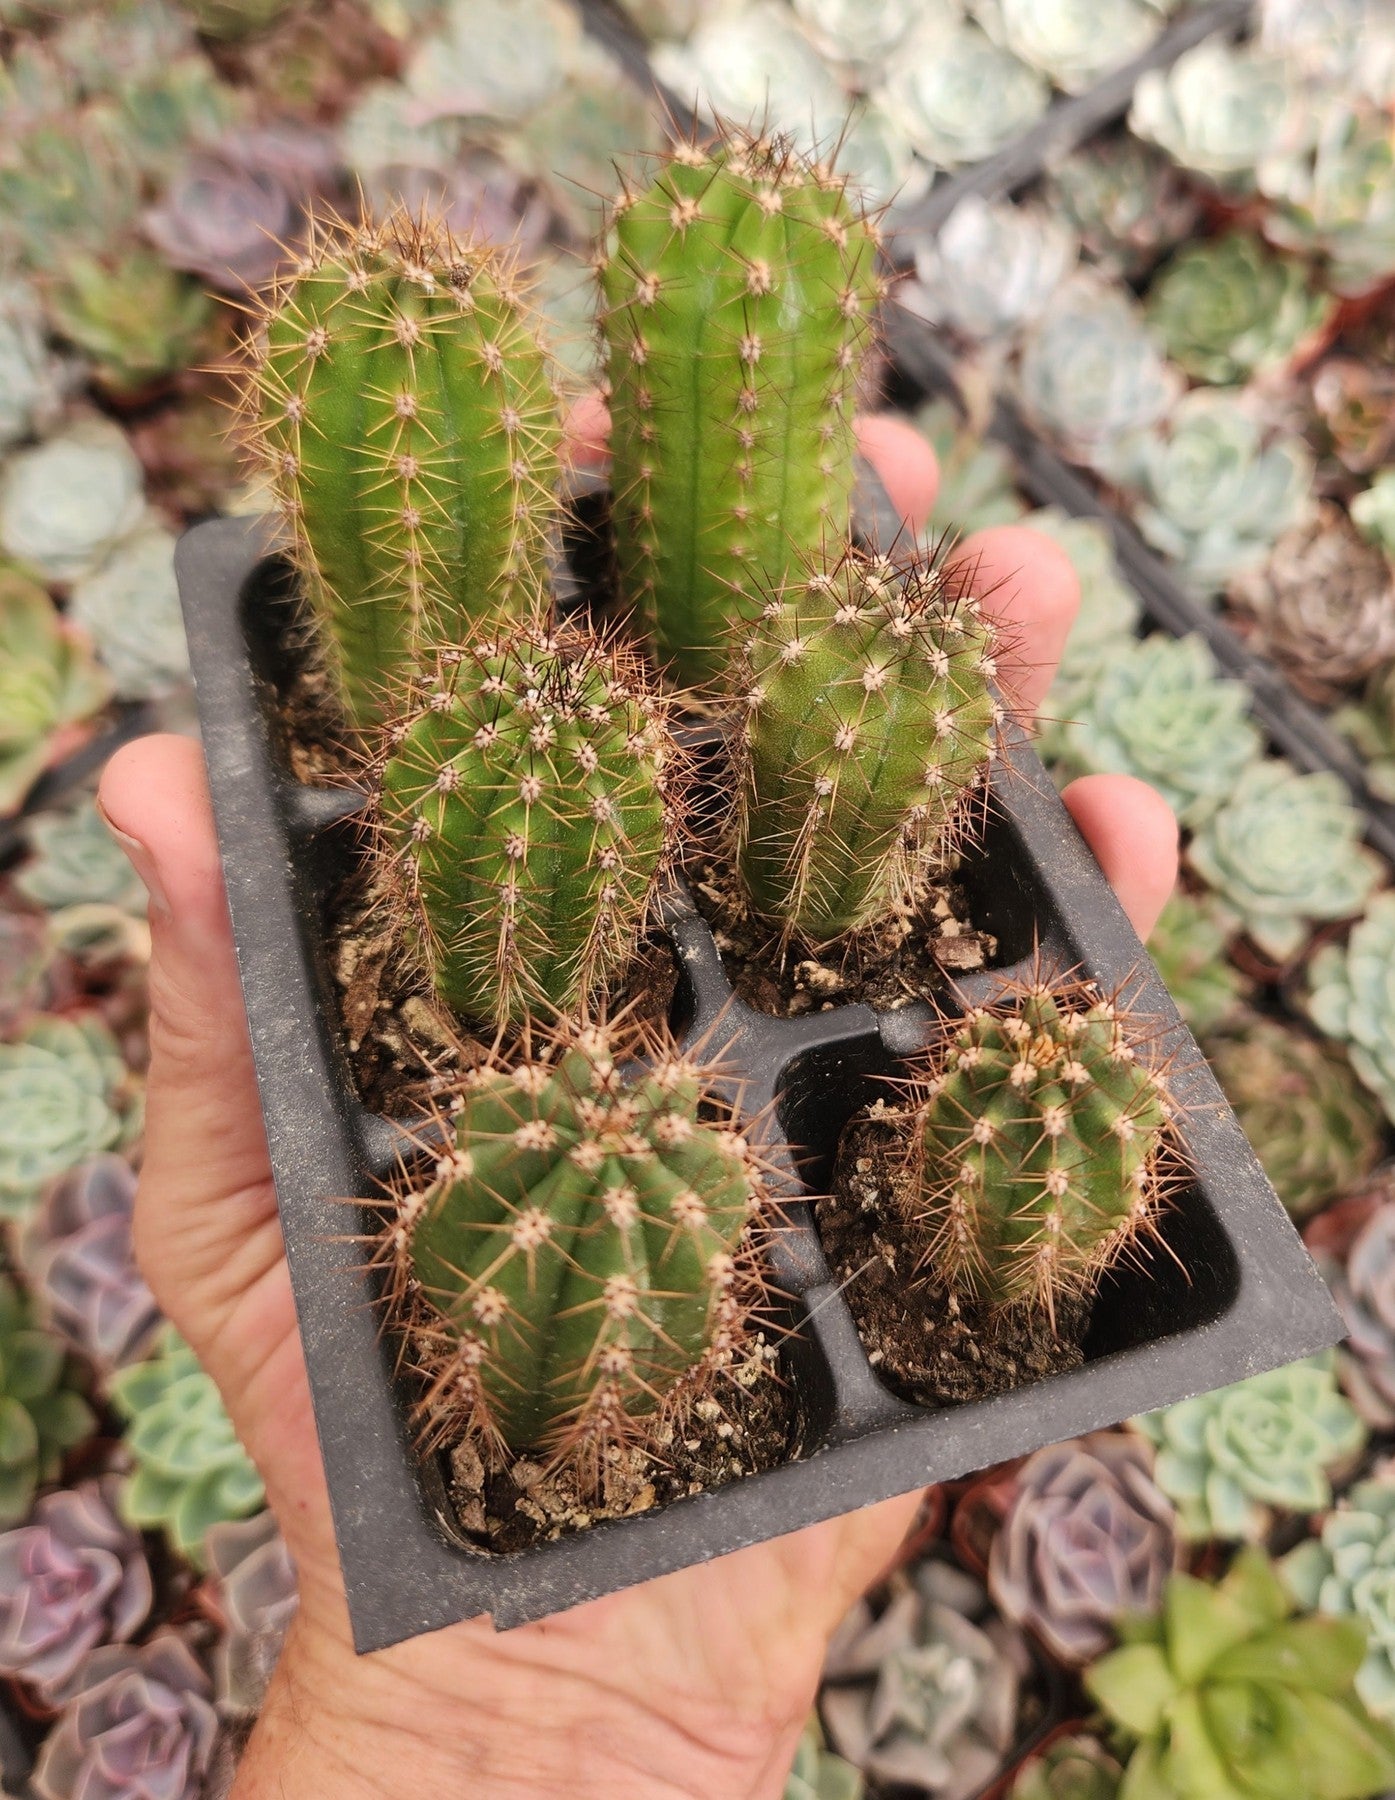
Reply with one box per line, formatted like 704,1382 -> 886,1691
600,132 -> 881,688
395,1027 -> 760,1460
252,208 -> 561,727
737,548 -> 999,943
915,985 -> 1173,1316
378,622 -> 672,1028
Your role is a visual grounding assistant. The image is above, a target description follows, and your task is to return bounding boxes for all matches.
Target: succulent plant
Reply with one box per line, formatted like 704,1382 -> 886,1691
1317,1198 -> 1395,1430
16,799 -> 149,916
785,1716 -> 865,1800
1352,471 -> 1395,562
880,19 -> 1049,170
1283,1474 -> 1395,1722
1311,359 -> 1395,478
184,0 -> 293,38
1043,139 -> 1200,282
917,402 -> 1026,538
33,1633 -> 218,1800
1309,894 -> 1395,1125
988,1432 -> 1178,1665
0,118 -> 144,275
0,572 -> 111,818
600,130 -> 879,689
1189,759 -> 1380,962
970,0 -> 1156,95
909,979 -> 1175,1320
0,418 -> 148,586
910,197 -> 1077,344
1336,662 -> 1395,805
1145,892 -> 1246,1039
109,1327 -> 265,1565
204,1509 -> 297,1715
245,204 -> 561,729
1107,392 -> 1315,599
0,1276 -> 93,1529
0,1475 -> 152,1703
1086,1548 -> 1395,1800
1209,1017 -> 1385,1221
791,0 -> 923,71
820,1556 -> 1032,1798
1128,41 -> 1305,193
24,1155 -> 159,1373
1009,1734 -> 1122,1800
1145,232 -> 1333,388
405,0 -> 583,129
41,248 -> 215,399
0,1015 -> 135,1219
377,622 -> 673,1029
1259,0 -> 1395,102
1024,511 -> 1139,682
1133,1356 -> 1367,1541
1260,100 -> 1395,300
736,546 -> 999,945
0,280 -> 68,453
387,1021 -> 768,1475
67,525 -> 190,703
354,150 -> 551,269
1015,276 -> 1177,471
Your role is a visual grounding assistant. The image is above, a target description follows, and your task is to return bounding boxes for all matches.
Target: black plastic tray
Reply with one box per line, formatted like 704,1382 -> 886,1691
177,511 -> 1338,1652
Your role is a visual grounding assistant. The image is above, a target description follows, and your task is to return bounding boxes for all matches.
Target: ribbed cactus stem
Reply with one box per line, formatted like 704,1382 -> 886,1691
247,207 -> 561,727
913,984 -> 1174,1319
390,1025 -> 764,1467
376,621 -> 674,1028
737,546 -> 1000,944
600,131 -> 882,688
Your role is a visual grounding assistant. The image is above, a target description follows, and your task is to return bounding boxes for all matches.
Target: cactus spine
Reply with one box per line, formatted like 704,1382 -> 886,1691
600,131 -> 882,689
389,1024 -> 764,1467
737,547 -> 1000,944
377,621 -> 674,1029
913,983 -> 1174,1318
248,207 -> 562,727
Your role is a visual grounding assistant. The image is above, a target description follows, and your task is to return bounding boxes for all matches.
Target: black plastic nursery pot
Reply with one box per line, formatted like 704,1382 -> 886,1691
177,511 -> 1340,1654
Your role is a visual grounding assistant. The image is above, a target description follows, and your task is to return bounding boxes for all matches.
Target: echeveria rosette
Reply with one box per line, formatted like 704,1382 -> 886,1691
1260,100 -> 1395,300
1009,1735 -> 1122,1800
1188,760 -> 1380,963
785,1717 -> 865,1800
0,418 -> 147,585
1147,892 -> 1246,1039
1085,1548 -> 1395,1800
68,526 -> 190,702
790,0 -> 924,72
0,279 -> 68,453
17,800 -> 149,915
988,1432 -> 1178,1665
1337,663 -> 1395,806
1208,1017 -> 1385,1221
1128,41 -> 1308,193
1145,232 -> 1334,387
0,1276 -> 94,1530
24,1156 -> 160,1374
205,1510 -> 297,1715
0,1476 -> 152,1704
1043,139 -> 1200,281
1321,1202 -> 1395,1430
1309,895 -> 1395,1125
970,0 -> 1155,94
880,18 -> 1049,169
1133,1356 -> 1366,1542
0,1016 -> 136,1220
1047,634 -> 1261,828
1283,1476 -> 1395,1722
910,197 -> 1077,344
0,572 -> 111,818
109,1327 -> 265,1566
404,0 -> 582,128
1259,0 -> 1395,103
41,248 -> 215,399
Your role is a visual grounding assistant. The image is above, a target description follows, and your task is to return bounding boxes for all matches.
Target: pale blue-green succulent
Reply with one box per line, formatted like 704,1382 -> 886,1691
0,418 -> 147,584
918,402 -> 1027,538
1284,1477 -> 1395,1722
1147,891 -> 1246,1038
880,17 -> 1049,169
1129,40 -> 1305,193
1309,893 -> 1395,1125
0,1015 -> 137,1219
68,525 -> 189,701
1260,98 -> 1395,299
970,0 -> 1156,95
16,799 -> 149,915
910,196 -> 1077,343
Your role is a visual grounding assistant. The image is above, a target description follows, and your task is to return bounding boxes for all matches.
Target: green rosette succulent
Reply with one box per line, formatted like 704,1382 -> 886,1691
1284,1477 -> 1395,1722
1086,1548 -> 1395,1800
0,1015 -> 136,1219
1309,894 -> 1395,1125
42,249 -> 216,398
1148,892 -> 1245,1038
109,1326 -> 265,1566
1260,100 -> 1395,299
970,0 -> 1155,96
0,571 -> 112,817
0,418 -> 147,585
1048,634 -> 1261,828
1009,1734 -> 1121,1800
1208,1017 -> 1385,1220
1128,41 -> 1303,193
785,1718 -> 864,1800
1336,662 -> 1395,805
1145,232 -> 1334,386
881,19 -> 1049,169
1188,760 -> 1380,962
1133,1356 -> 1367,1542
0,279 -> 67,453
1043,139 -> 1200,280
0,1273 -> 94,1527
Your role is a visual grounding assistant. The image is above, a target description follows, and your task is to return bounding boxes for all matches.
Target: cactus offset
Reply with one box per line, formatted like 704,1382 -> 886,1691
736,546 -> 1000,944
600,130 -> 882,688
376,620 -> 674,1028
247,206 -> 561,727
911,981 -> 1176,1319
387,1023 -> 765,1471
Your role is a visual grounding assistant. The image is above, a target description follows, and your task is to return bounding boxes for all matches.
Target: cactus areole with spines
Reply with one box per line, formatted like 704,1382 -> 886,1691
377,621 -> 673,1029
600,131 -> 882,689
914,985 -> 1175,1318
249,207 -> 562,727
391,1026 -> 764,1465
737,546 -> 1000,944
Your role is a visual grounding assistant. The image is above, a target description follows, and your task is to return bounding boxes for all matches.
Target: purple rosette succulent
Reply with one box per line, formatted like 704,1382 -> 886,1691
988,1432 -> 1179,1664
25,1155 -> 160,1372
205,1509 -> 298,1714
34,1634 -> 217,1800
0,1476 -> 152,1704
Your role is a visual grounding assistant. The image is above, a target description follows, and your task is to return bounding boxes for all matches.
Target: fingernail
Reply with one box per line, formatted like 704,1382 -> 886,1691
96,798 -> 172,919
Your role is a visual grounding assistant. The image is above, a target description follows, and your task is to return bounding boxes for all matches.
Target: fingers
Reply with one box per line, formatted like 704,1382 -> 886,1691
948,525 -> 1080,718
1062,775 -> 1179,942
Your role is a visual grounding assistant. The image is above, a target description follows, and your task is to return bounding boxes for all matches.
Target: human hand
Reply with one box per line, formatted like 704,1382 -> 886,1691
97,410 -> 1178,1800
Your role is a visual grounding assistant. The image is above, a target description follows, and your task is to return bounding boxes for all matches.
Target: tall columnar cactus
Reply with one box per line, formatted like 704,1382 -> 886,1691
246,206 -> 562,727
376,621 -> 675,1028
911,982 -> 1175,1318
599,130 -> 882,688
736,547 -> 999,944
387,1024 -> 765,1472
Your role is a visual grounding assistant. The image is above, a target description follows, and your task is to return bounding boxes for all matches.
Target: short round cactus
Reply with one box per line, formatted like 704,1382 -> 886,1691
376,621 -> 675,1028
737,546 -> 1000,944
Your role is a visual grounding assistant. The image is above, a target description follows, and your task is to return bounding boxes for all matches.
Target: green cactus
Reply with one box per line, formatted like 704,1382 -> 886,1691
736,546 -> 999,945
377,621 -> 674,1029
247,205 -> 562,728
599,129 -> 881,688
388,1023 -> 764,1470
911,981 -> 1174,1318
0,1273 -> 94,1527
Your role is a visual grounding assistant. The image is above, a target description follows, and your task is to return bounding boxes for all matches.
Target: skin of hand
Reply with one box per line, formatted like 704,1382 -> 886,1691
97,410 -> 1178,1800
